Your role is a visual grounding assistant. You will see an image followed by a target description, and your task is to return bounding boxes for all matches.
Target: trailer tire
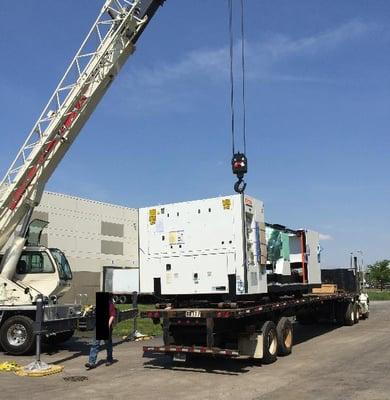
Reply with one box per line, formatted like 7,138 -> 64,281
276,317 -> 293,356
0,315 -> 35,355
344,303 -> 355,326
361,311 -> 369,320
261,321 -> 278,364
353,304 -> 360,324
43,330 -> 75,345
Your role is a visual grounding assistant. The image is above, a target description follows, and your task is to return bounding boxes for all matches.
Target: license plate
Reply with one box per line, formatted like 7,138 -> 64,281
173,352 -> 187,362
185,310 -> 201,318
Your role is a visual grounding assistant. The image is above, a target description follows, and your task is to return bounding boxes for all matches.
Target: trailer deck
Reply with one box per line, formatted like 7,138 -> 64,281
141,293 -> 356,319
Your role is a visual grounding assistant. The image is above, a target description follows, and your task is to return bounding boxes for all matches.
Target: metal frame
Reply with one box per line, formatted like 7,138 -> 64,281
143,345 -> 240,357
142,293 -> 356,320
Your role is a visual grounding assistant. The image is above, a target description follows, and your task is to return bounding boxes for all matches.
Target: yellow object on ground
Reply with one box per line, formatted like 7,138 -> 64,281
135,335 -> 153,341
0,361 -> 21,372
0,360 -> 63,377
15,364 -> 64,377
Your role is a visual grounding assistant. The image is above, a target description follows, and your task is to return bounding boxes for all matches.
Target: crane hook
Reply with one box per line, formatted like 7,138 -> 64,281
234,178 -> 247,194
232,152 -> 248,194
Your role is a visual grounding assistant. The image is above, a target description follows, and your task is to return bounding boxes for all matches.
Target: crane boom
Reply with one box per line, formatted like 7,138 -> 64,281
0,0 -> 164,254
0,0 -> 164,282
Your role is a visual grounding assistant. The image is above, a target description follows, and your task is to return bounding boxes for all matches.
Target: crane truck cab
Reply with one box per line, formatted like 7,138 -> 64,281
14,246 -> 73,300
0,220 -> 80,355
0,219 -> 73,302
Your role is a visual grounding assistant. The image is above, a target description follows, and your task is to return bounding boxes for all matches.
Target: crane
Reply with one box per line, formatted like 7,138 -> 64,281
0,0 -> 164,355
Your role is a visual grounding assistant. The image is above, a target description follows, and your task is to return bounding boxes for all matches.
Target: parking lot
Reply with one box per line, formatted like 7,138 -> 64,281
0,301 -> 389,400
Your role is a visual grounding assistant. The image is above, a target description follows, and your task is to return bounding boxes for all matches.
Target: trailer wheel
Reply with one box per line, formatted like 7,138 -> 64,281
276,317 -> 293,356
261,321 -> 278,364
0,315 -> 35,355
353,304 -> 360,324
344,303 -> 355,326
361,311 -> 369,320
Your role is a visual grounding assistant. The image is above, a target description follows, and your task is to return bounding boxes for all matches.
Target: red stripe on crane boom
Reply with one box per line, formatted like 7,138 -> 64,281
8,95 -> 88,211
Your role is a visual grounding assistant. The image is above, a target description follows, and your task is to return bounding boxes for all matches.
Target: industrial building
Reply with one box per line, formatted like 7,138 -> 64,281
33,191 -> 138,303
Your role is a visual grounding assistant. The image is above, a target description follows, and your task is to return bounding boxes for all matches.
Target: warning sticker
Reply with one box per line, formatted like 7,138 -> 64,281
149,209 -> 157,225
244,197 -> 253,207
169,230 -> 184,245
222,199 -> 231,210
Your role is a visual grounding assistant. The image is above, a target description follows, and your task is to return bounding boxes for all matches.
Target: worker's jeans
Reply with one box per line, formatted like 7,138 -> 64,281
88,334 -> 113,364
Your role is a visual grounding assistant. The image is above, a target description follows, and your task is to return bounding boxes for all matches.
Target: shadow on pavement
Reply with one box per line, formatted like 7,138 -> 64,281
143,352 -> 258,375
43,336 -> 130,365
293,321 -> 341,346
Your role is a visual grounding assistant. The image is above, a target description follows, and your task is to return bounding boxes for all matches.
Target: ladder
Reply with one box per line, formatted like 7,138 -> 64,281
0,0 -> 162,250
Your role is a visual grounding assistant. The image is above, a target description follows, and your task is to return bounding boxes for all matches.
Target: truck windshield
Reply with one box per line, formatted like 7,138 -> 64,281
50,249 -> 73,281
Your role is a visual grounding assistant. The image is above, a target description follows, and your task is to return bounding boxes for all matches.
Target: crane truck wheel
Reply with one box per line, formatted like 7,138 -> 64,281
43,330 -> 75,345
344,303 -> 355,326
261,321 -> 278,364
0,315 -> 35,355
276,317 -> 293,356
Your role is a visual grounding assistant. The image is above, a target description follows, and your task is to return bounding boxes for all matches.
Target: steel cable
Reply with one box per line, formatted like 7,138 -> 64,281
228,0 -> 235,154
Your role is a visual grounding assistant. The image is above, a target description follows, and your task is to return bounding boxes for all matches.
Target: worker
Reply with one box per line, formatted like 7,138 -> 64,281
85,294 -> 117,369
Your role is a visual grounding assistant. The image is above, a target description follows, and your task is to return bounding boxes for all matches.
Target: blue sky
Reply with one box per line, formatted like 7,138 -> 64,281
0,1 -> 389,267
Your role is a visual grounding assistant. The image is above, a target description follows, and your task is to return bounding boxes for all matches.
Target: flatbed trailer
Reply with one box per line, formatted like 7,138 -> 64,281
142,291 -> 369,364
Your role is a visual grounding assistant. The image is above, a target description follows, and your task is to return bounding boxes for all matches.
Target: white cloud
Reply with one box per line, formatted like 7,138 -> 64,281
129,19 -> 377,87
259,20 -> 374,59
319,233 -> 333,241
116,19 -> 378,115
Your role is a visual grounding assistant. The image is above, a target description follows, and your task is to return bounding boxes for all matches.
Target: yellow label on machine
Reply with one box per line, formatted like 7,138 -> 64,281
169,231 -> 177,244
149,209 -> 157,225
222,199 -> 231,210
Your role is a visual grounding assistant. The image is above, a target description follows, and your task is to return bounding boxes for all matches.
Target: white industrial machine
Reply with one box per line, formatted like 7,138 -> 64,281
140,194 -> 267,296
139,194 -> 322,297
0,0 -> 164,355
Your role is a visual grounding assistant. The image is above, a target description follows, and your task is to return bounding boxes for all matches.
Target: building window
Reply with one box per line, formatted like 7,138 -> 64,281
101,240 -> 124,255
101,221 -> 124,238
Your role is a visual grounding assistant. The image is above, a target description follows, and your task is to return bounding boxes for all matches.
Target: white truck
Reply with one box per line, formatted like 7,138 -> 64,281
0,0 -> 164,355
103,266 -> 139,304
